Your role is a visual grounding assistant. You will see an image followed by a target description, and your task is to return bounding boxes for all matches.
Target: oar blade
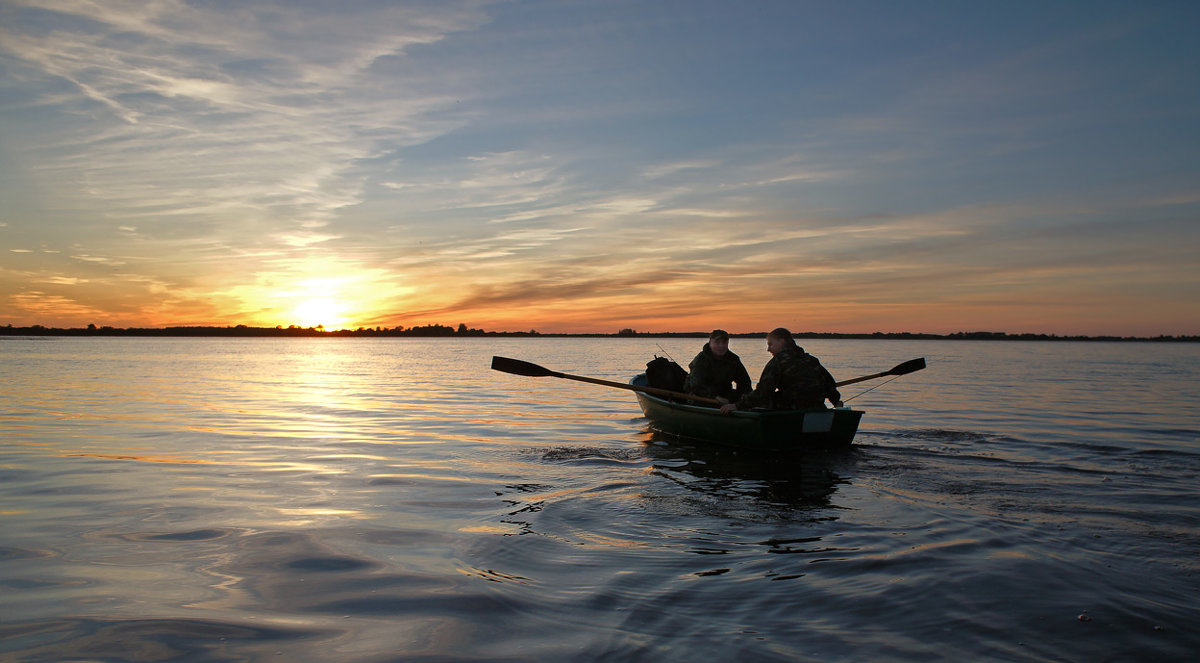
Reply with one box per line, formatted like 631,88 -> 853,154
887,357 -> 926,376
491,356 -> 556,377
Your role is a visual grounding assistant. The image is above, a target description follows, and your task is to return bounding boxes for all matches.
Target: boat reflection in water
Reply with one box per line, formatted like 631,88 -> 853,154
639,428 -> 850,510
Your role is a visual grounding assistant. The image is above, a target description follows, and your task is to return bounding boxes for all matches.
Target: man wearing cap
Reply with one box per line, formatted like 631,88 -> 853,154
683,329 -> 752,404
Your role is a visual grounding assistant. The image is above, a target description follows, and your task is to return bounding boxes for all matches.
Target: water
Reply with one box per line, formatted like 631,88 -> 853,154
2,337 -> 1198,662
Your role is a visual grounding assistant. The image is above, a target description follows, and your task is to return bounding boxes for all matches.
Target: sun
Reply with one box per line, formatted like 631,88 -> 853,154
290,297 -> 350,329
241,265 -> 409,330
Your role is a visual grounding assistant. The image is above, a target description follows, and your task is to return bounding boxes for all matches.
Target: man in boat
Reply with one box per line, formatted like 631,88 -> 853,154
682,329 -> 752,404
720,327 -> 843,414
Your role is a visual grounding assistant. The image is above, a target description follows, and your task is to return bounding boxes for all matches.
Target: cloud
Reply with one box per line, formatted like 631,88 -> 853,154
10,291 -> 110,320
641,159 -> 721,180
0,0 -> 491,237
71,255 -> 126,266
379,150 -> 566,213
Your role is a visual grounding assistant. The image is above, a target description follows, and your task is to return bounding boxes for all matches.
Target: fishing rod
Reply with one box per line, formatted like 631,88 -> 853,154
838,357 -> 926,403
655,343 -> 678,363
842,376 -> 901,403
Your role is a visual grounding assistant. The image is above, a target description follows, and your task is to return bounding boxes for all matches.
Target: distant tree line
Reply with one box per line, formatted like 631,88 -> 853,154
0,323 -> 1196,342
0,323 -> 542,338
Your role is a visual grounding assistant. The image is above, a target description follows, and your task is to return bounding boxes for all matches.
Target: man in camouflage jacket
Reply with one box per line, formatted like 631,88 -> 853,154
723,328 -> 842,412
683,329 -> 752,403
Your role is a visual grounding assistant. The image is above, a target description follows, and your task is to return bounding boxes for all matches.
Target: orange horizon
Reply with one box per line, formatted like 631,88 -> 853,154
4,264 -> 1196,339
4,317 -> 1194,339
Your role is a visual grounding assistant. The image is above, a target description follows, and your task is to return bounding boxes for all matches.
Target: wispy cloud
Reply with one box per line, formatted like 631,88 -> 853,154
1,1 -> 490,229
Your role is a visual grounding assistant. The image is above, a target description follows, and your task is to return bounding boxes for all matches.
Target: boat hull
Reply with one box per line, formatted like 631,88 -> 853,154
632,374 -> 863,448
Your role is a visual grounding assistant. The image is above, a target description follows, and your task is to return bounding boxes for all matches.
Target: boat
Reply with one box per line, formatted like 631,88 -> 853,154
491,355 -> 922,449
631,373 -> 863,448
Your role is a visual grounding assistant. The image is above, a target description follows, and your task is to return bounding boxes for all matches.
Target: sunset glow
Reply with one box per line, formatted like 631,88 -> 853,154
289,298 -> 349,331
1,2 -> 1197,336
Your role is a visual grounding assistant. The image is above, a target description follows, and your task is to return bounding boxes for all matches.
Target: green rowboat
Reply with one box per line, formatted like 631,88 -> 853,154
631,373 -> 863,448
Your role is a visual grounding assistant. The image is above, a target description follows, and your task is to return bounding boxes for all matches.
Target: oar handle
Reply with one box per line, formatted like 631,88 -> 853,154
836,358 -> 926,387
836,371 -> 888,387
490,356 -> 723,406
555,372 -> 723,406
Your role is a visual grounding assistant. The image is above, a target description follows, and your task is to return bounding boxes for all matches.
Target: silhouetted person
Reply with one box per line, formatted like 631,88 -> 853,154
721,327 -> 842,413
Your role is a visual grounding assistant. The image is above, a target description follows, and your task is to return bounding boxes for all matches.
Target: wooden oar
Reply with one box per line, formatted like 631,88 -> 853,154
491,355 -> 925,405
834,357 -> 926,387
490,356 -> 723,406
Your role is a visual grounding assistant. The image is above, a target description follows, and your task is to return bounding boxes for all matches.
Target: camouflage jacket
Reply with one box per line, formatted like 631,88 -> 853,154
736,345 -> 841,410
683,343 -> 752,402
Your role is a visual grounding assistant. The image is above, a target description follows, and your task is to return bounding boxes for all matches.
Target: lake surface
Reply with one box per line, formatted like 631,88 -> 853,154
2,337 -> 1198,662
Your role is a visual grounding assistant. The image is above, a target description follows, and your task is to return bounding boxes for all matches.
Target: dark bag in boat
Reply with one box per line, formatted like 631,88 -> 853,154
645,356 -> 687,392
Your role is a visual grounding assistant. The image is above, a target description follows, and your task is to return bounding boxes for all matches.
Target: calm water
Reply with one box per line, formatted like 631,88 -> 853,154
2,337 -> 1198,662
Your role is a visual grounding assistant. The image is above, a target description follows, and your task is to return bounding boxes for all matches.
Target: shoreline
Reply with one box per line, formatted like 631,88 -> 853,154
2,325 -> 1196,342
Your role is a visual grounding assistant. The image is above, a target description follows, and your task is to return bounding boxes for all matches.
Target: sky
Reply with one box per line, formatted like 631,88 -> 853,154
1,0 -> 1198,336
